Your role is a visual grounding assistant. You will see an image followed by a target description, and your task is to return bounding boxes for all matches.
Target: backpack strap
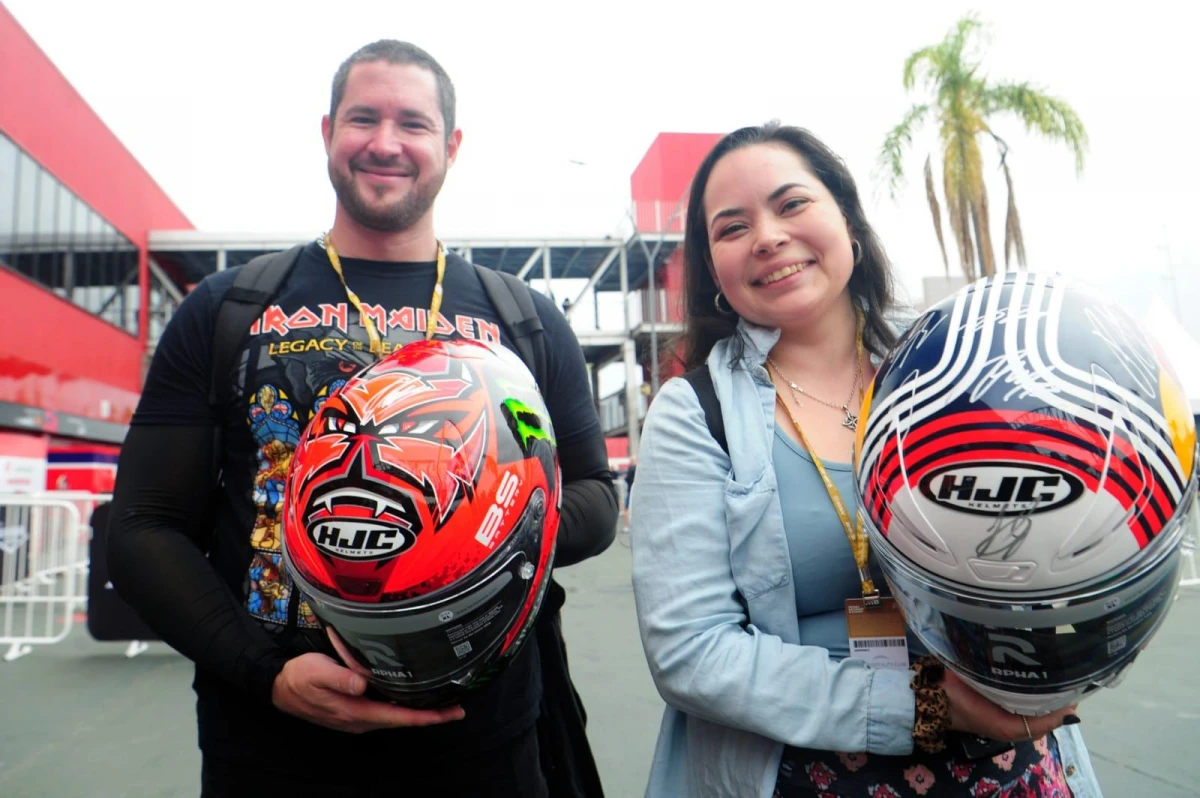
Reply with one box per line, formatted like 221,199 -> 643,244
680,366 -> 728,455
208,245 -> 306,409
474,264 -> 548,390
207,245 -> 305,482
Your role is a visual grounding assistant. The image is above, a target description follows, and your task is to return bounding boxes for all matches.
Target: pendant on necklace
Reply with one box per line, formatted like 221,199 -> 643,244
842,407 -> 859,431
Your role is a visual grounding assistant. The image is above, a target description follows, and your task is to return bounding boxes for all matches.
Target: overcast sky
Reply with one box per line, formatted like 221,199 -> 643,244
9,0 -> 1200,378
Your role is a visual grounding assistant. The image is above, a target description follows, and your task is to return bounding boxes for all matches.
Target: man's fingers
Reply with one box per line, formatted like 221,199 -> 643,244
314,636 -> 462,725
278,651 -> 463,730
326,627 -> 373,679
304,653 -> 368,696
339,672 -> 369,696
337,695 -> 466,727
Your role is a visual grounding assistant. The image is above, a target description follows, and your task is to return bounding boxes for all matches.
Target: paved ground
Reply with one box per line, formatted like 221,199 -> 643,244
2,530 -> 1197,796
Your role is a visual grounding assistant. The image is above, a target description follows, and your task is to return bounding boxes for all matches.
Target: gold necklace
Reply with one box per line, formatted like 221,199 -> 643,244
766,320 -> 865,431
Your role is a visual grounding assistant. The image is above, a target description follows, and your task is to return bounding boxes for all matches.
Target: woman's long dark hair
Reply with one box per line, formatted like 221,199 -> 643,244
679,122 -> 897,370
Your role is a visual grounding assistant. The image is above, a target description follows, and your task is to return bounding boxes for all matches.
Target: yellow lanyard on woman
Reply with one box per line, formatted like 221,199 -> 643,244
772,379 -> 879,603
321,233 -> 446,355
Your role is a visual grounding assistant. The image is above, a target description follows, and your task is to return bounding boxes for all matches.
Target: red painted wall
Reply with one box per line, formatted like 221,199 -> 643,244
0,5 -> 193,247
630,132 -> 721,333
0,268 -> 142,425
0,6 -> 192,439
629,132 -> 722,232
630,139 -> 663,231
659,250 -> 685,324
652,250 -> 686,384
605,437 -> 629,461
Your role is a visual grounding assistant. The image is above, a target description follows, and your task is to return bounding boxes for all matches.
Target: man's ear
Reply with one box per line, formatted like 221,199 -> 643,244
321,115 -> 333,155
446,128 -> 463,167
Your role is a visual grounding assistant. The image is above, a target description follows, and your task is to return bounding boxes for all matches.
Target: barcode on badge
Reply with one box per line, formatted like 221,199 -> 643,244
453,641 -> 473,658
852,638 -> 906,649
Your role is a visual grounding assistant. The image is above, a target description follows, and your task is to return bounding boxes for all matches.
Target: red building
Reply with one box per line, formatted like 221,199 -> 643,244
0,4 -> 192,491
629,132 -> 722,387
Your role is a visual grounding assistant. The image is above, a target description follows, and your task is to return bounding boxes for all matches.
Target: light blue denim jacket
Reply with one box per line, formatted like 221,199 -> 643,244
629,319 -> 1103,798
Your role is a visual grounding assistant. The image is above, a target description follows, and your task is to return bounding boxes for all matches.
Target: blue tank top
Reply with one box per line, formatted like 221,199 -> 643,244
773,428 -> 925,660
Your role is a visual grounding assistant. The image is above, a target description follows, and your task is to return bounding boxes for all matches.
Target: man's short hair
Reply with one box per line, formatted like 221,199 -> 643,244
329,40 -> 456,138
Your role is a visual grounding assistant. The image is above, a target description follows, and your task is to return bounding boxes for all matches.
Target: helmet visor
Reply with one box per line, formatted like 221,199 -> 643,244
886,547 -> 1183,696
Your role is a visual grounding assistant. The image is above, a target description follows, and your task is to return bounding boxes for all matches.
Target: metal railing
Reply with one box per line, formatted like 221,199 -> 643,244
0,492 -> 108,661
599,390 -> 648,438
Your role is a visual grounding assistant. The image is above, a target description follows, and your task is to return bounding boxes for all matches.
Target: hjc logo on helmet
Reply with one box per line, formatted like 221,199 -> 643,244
307,517 -> 416,560
918,463 -> 1085,516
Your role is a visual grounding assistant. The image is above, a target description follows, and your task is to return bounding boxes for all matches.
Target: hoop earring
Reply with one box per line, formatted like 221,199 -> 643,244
851,239 -> 863,266
713,291 -> 735,315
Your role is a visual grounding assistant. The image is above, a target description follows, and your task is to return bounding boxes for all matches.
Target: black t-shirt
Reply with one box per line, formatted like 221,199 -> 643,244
131,241 -> 609,765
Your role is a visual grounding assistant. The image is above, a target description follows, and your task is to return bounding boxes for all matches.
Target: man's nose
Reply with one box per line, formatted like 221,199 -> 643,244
366,120 -> 404,159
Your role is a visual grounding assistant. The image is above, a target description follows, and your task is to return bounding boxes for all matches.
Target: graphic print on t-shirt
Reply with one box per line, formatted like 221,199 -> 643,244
240,296 -> 506,630
249,300 -> 503,353
245,383 -> 304,625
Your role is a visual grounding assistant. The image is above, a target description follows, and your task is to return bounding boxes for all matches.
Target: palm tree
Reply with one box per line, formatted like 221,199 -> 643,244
878,14 -> 1088,280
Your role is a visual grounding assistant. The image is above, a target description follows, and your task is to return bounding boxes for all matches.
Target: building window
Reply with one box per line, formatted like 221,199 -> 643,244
0,134 -> 17,264
0,131 -> 140,336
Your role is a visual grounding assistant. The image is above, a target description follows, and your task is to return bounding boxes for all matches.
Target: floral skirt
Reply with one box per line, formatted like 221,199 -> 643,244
773,732 -> 1071,797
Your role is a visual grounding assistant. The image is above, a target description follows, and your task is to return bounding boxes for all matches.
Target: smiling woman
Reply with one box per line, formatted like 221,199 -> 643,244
679,123 -> 896,378
705,153 -> 855,331
677,123 -> 897,462
629,123 -> 1103,797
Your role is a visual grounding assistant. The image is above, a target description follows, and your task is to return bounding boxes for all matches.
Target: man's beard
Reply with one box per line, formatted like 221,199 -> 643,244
328,157 -> 446,233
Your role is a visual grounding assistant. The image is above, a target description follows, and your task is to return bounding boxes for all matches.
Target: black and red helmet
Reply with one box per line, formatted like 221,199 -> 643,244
281,339 -> 560,707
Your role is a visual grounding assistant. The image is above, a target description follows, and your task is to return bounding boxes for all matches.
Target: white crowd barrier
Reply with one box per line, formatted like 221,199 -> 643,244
0,492 -> 109,661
